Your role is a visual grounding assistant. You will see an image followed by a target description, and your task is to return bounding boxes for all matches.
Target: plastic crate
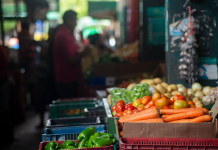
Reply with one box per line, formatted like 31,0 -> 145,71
52,97 -> 98,104
49,102 -> 97,118
39,140 -> 113,150
119,137 -> 218,150
42,125 -> 105,141
46,117 -> 101,128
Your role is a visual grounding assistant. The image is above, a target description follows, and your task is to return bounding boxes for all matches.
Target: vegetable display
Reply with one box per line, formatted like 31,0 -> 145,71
44,127 -> 115,150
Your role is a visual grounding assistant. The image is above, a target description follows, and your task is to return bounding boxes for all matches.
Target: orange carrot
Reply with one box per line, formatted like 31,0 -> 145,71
163,109 -> 204,122
169,115 -> 212,123
118,107 -> 157,122
127,118 -> 164,123
161,115 -> 171,118
160,108 -> 206,115
199,108 -> 209,114
144,101 -> 155,109
118,108 -> 160,123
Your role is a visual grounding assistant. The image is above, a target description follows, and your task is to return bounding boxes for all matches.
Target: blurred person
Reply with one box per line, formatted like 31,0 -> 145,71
35,28 -> 54,128
81,33 -> 113,73
18,22 -> 36,108
52,10 -> 91,99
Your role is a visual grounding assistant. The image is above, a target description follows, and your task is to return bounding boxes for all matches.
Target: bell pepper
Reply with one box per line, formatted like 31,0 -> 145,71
111,137 -> 116,144
45,141 -> 56,150
77,127 -> 96,142
173,94 -> 186,102
78,139 -> 88,148
62,140 -> 77,148
64,146 -> 75,149
92,136 -> 112,147
88,133 -> 100,147
99,133 -> 114,138
55,143 -> 63,149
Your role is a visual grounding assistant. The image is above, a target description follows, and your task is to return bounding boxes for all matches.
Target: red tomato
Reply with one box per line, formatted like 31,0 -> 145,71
168,104 -> 174,109
115,104 -> 125,112
126,105 -> 136,111
132,109 -> 140,114
141,96 -> 152,105
173,94 -> 186,102
155,97 -> 168,108
137,104 -> 144,111
112,105 -> 116,111
125,103 -> 132,109
114,112 -> 124,117
174,100 -> 189,109
116,100 -> 125,106
168,99 -> 174,105
163,106 -> 170,109
123,110 -> 132,116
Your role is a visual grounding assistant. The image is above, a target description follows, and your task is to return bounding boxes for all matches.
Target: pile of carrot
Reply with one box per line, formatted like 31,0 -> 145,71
118,107 -> 211,124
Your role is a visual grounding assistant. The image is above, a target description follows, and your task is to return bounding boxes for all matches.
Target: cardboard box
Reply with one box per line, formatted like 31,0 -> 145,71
115,101 -> 218,138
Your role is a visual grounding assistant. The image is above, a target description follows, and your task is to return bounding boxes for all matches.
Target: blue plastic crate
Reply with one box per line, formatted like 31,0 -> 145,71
42,125 -> 105,141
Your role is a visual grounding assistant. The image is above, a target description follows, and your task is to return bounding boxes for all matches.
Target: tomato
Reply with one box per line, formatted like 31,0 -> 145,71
155,97 -> 168,108
125,103 -> 132,109
161,94 -> 167,98
112,105 -> 116,111
187,101 -> 195,105
114,111 -> 124,117
168,99 -> 174,105
132,109 -> 140,114
152,93 -> 161,101
126,105 -> 136,111
141,96 -> 151,105
173,94 -> 186,102
116,100 -> 125,106
163,106 -> 170,109
115,104 -> 125,112
123,110 -> 132,116
137,104 -> 144,110
132,99 -> 141,108
151,105 -> 162,110
168,104 -> 174,109
174,100 -> 189,109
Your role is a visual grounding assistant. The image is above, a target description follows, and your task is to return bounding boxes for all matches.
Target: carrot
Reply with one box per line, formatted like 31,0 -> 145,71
161,115 -> 171,118
169,115 -> 212,123
163,109 -> 204,122
128,118 -> 164,123
118,107 -> 157,122
160,108 -> 206,115
118,108 -> 160,123
199,108 -> 209,114
144,101 -> 155,109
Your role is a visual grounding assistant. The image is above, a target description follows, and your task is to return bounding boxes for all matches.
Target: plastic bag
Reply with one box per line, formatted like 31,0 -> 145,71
127,83 -> 151,102
107,87 -> 129,107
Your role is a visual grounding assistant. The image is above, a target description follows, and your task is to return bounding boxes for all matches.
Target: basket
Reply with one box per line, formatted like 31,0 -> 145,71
49,102 -> 97,118
42,125 -> 105,141
38,140 -> 113,150
119,137 -> 218,150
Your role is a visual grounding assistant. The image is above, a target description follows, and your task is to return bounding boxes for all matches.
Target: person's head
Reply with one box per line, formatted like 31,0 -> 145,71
88,33 -> 104,47
63,10 -> 77,31
21,22 -> 30,32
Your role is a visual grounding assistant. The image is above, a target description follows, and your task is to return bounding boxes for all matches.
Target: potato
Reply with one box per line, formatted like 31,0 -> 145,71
183,93 -> 187,97
194,101 -> 202,106
193,97 -> 200,103
170,96 -> 174,100
171,91 -> 183,96
164,93 -> 171,98
196,104 -> 203,108
153,78 -> 162,84
152,87 -> 159,93
127,83 -> 136,90
168,84 -> 178,91
156,84 -> 166,94
161,82 -> 168,89
167,87 -> 173,93
140,79 -> 155,85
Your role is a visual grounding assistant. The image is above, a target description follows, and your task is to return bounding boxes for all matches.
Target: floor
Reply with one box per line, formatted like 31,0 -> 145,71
4,111 -> 49,150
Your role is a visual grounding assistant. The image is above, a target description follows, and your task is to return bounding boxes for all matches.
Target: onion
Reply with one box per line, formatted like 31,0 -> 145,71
187,88 -> 194,97
178,86 -> 187,93
203,86 -> 211,96
194,91 -> 204,100
192,82 -> 202,91
177,84 -> 184,87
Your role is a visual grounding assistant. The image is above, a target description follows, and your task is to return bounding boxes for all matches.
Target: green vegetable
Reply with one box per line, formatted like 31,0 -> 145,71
78,139 -> 88,148
62,140 -> 77,148
88,133 -> 100,147
92,136 -> 112,147
77,127 -> 95,142
99,133 -> 114,138
64,146 -> 75,149
45,141 -> 56,150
